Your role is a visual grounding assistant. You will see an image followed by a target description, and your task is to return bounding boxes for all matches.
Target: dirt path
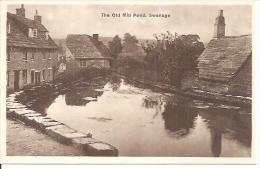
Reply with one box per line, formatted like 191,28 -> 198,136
7,119 -> 84,156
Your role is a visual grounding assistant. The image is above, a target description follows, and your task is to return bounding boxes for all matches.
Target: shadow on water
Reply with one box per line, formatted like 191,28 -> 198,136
30,95 -> 57,115
154,93 -> 251,157
199,107 -> 251,157
64,77 -> 111,106
65,89 -> 104,106
161,96 -> 198,138
109,75 -> 121,91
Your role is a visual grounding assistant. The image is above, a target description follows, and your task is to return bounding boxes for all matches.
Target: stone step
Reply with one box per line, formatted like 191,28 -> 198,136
6,93 -> 119,156
87,142 -> 118,156
45,125 -> 90,144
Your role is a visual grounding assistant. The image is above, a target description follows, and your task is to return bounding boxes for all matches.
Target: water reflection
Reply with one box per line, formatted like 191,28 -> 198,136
38,78 -> 251,156
65,89 -> 104,106
142,95 -> 165,119
109,75 -> 121,91
162,96 -> 198,138
30,94 -> 57,115
199,107 -> 251,157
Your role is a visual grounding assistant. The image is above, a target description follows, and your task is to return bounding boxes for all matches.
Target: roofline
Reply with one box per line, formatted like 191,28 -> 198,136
7,44 -> 58,49
74,57 -> 113,60
7,12 -> 48,32
198,77 -> 228,83
212,34 -> 252,40
228,53 -> 252,83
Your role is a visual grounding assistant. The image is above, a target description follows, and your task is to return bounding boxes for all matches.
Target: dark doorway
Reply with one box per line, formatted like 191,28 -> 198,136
14,70 -> 20,91
35,72 -> 41,84
31,70 -> 35,84
52,66 -> 56,81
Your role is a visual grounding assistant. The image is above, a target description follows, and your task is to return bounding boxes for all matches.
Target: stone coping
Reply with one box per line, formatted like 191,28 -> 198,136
115,72 -> 251,107
6,91 -> 118,156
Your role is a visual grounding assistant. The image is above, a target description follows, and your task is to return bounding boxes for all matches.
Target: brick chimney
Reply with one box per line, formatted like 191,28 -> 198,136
16,4 -> 25,17
214,9 -> 225,38
34,10 -> 42,24
93,34 -> 99,43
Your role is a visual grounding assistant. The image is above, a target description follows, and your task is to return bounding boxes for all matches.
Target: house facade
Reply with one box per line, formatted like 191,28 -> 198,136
64,34 -> 112,71
7,5 -> 58,92
197,10 -> 252,97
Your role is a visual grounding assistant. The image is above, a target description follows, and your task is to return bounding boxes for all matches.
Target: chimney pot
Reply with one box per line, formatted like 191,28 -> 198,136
219,9 -> 223,16
93,34 -> 99,43
214,9 -> 225,38
16,4 -> 25,17
34,10 -> 42,24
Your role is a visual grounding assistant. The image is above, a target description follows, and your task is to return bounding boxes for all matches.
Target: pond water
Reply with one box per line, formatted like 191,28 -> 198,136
39,79 -> 251,156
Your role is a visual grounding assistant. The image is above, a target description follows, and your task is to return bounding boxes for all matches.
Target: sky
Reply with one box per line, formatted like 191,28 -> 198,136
8,4 -> 252,42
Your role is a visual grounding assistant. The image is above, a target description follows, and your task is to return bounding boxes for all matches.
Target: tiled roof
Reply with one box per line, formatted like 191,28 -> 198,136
8,12 -> 48,31
198,35 -> 252,82
93,40 -> 111,59
7,12 -> 57,49
66,34 -> 111,59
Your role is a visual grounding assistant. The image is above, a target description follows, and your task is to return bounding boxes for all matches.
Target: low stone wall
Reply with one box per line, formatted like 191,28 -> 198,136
6,91 -> 118,156
115,72 -> 251,107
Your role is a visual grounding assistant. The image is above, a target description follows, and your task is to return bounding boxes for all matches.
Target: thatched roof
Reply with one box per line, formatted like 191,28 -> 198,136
66,34 -> 111,59
7,13 -> 57,49
198,35 -> 252,82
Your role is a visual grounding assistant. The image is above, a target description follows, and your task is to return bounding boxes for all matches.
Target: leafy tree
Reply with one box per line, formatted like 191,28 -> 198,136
143,31 -> 204,87
123,33 -> 138,45
108,35 -> 122,67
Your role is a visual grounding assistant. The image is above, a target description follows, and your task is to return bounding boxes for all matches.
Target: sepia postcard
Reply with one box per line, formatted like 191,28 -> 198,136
0,0 -> 258,165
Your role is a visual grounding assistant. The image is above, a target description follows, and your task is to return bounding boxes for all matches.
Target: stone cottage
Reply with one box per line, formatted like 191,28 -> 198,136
197,10 -> 252,97
65,34 -> 112,70
7,5 -> 58,92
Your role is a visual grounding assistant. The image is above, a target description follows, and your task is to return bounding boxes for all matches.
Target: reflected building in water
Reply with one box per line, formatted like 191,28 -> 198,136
199,108 -> 251,157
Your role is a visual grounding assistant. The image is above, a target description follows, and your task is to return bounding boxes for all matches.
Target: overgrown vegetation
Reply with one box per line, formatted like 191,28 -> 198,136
54,68 -> 111,85
143,32 -> 204,87
109,31 -> 205,88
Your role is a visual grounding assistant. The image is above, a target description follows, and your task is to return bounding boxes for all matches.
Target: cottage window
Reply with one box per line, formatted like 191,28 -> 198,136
7,47 -> 11,61
42,69 -> 46,81
22,70 -> 27,84
43,50 -> 46,59
48,50 -> 52,59
28,28 -> 33,37
80,60 -> 87,67
48,68 -> 52,81
7,71 -> 10,87
45,32 -> 49,40
23,49 -> 28,61
33,29 -> 38,37
31,70 -> 35,84
7,22 -> 11,34
31,49 -> 35,61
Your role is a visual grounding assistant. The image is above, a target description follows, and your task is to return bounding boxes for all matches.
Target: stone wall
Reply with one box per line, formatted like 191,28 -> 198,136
7,46 -> 58,91
197,80 -> 229,94
6,90 -> 118,156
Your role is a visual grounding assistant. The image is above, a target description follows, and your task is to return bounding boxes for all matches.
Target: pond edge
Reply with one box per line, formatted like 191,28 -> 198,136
6,90 -> 118,156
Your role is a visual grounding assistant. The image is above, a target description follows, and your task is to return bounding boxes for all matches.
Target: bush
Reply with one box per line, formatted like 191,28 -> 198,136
53,68 -> 111,85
